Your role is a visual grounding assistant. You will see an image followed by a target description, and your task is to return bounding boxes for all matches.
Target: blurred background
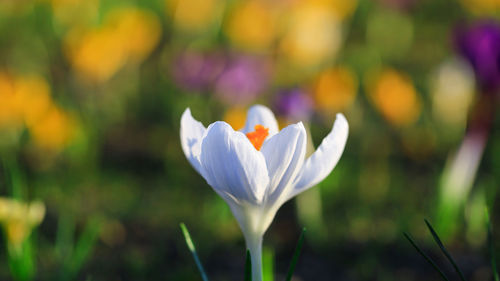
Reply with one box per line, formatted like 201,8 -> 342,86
0,0 -> 498,280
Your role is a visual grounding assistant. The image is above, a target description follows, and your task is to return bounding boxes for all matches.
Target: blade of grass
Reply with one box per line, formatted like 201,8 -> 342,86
179,223 -> 209,281
67,218 -> 101,280
424,219 -> 467,281
263,247 -> 274,281
285,228 -> 306,281
244,250 -> 252,281
2,156 -> 25,200
486,210 -> 499,281
403,232 -> 450,281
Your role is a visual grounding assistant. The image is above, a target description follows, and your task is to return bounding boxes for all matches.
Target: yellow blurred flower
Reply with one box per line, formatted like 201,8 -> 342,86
107,8 -> 161,62
460,0 -> 500,15
431,58 -> 475,128
223,107 -> 247,130
29,106 -> 76,151
279,2 -> 342,68
313,66 -> 358,112
167,0 -> 224,33
65,27 -> 127,82
0,72 -> 77,151
225,0 -> 279,52
65,7 -> 161,82
329,0 -> 358,20
0,198 -> 45,251
366,68 -> 421,127
0,73 -> 22,130
14,75 -> 52,128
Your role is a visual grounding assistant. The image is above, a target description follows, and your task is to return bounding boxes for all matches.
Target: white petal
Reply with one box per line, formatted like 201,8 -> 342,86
180,108 -> 206,174
289,114 -> 348,199
260,122 -> 306,204
241,105 -> 279,137
200,121 -> 270,205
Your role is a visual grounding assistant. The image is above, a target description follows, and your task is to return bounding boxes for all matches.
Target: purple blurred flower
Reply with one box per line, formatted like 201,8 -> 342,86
456,21 -> 500,93
273,88 -> 313,122
215,57 -> 269,105
171,51 -> 226,92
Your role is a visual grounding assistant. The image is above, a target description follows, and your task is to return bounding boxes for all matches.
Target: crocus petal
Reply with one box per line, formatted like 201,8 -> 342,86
260,122 -> 306,204
241,105 -> 279,137
289,114 -> 348,199
180,108 -> 206,174
200,121 -> 270,205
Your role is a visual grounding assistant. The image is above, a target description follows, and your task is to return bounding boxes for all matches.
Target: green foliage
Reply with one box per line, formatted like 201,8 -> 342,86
424,219 -> 467,281
7,238 -> 35,281
403,232 -> 449,281
262,247 -> 274,281
487,210 -> 499,281
180,223 -> 209,281
58,217 -> 102,281
285,228 -> 306,281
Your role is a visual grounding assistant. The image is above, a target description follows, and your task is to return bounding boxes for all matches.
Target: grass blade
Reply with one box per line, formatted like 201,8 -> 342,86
403,232 -> 450,281
424,219 -> 467,281
244,250 -> 252,281
487,210 -> 499,281
65,218 -> 101,280
180,223 -> 209,281
263,247 -> 274,281
285,228 -> 306,281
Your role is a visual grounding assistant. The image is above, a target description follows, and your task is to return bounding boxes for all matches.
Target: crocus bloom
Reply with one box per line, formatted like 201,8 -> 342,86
180,105 -> 348,281
313,66 -> 358,113
273,88 -> 314,122
0,198 -> 45,254
171,50 -> 226,92
214,57 -> 269,105
367,68 -> 421,127
455,21 -> 500,93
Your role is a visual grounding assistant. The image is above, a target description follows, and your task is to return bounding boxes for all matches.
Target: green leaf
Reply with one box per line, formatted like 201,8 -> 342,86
285,228 -> 306,281
486,210 -> 499,281
244,250 -> 252,281
403,232 -> 450,281
424,219 -> 467,281
263,247 -> 274,281
8,238 -> 35,281
55,213 -> 76,262
180,223 -> 209,281
1,156 -> 25,200
59,217 -> 101,281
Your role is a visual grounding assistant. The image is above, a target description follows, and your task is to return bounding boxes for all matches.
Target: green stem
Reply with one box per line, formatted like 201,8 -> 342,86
246,235 -> 263,281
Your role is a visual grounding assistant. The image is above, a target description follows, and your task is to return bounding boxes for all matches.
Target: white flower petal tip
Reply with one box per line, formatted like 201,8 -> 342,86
200,121 -> 270,205
242,105 -> 279,136
334,113 -> 349,136
180,108 -> 206,174
290,113 -> 349,198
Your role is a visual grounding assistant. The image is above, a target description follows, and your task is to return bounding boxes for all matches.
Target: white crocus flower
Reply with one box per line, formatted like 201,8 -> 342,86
180,105 -> 348,281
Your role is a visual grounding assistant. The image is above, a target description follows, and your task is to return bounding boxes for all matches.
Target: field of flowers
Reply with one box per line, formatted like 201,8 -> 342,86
0,0 -> 498,280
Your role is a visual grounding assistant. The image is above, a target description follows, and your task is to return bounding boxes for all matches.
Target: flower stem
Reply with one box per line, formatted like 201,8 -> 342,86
246,235 -> 263,281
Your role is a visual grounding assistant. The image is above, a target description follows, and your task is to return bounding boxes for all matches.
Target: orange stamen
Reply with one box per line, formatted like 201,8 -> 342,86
246,125 -> 269,150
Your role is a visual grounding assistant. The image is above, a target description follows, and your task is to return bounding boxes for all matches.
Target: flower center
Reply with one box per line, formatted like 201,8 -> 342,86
246,125 -> 269,150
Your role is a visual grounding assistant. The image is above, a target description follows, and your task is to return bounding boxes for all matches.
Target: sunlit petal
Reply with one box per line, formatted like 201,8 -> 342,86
260,122 -> 306,204
180,108 -> 206,174
289,113 -> 348,199
200,121 -> 269,205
